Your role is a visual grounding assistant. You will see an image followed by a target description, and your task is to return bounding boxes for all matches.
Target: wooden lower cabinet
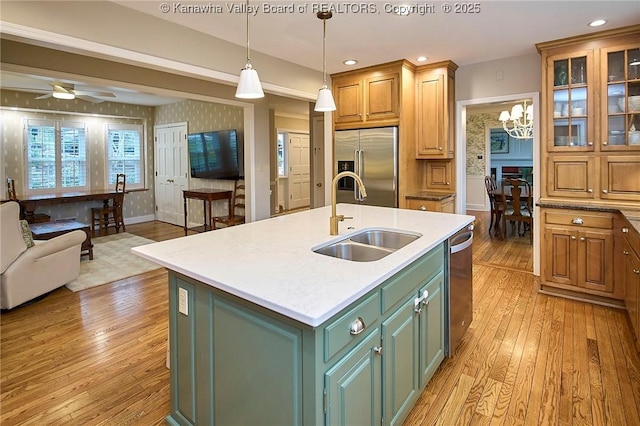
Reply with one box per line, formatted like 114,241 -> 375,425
622,223 -> 640,351
541,209 -> 619,300
406,194 -> 455,213
166,244 -> 446,426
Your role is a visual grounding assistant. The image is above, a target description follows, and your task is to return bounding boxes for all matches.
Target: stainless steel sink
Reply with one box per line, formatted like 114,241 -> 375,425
313,241 -> 392,262
313,228 -> 422,262
349,229 -> 420,250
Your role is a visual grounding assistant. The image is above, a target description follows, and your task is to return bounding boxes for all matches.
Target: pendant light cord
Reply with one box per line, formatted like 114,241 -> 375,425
317,11 -> 332,87
246,0 -> 251,66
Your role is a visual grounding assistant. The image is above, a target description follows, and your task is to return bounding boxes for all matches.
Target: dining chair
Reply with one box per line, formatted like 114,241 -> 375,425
213,178 -> 245,229
91,174 -> 126,237
484,175 -> 501,233
500,178 -> 533,244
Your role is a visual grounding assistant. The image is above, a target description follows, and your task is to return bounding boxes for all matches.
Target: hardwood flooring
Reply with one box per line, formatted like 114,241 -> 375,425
1,214 -> 639,425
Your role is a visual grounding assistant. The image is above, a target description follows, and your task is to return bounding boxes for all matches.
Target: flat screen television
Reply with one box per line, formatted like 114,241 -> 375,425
188,129 -> 241,180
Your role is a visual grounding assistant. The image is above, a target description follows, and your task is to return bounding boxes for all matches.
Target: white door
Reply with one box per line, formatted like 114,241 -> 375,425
155,123 -> 188,226
288,133 -> 310,210
312,116 -> 325,208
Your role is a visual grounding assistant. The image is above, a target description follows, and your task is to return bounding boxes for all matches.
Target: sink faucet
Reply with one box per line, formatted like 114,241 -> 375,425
330,171 -> 367,235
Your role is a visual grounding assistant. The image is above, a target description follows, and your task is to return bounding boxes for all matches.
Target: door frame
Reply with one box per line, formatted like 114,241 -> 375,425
456,92 -> 540,277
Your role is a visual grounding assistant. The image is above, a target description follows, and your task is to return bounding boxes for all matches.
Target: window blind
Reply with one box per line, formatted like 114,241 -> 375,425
107,124 -> 143,189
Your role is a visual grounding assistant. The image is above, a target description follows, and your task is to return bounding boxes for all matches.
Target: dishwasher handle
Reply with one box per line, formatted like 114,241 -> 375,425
450,231 -> 473,254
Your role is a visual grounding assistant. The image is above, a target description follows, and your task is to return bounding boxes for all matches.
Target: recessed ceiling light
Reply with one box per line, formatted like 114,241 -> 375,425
343,59 -> 358,66
417,56 -> 428,62
589,19 -> 607,27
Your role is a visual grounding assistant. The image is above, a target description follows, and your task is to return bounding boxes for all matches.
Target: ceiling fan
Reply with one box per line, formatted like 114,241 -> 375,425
4,82 -> 117,103
34,83 -> 117,103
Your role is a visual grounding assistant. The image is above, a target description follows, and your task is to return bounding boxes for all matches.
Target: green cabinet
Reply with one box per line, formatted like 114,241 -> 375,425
166,243 -> 446,426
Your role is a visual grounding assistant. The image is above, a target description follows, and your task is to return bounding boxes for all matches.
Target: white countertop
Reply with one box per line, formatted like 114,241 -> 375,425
132,204 -> 475,327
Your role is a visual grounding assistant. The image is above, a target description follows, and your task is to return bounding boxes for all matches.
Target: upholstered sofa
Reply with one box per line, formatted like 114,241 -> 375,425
1,201 -> 86,309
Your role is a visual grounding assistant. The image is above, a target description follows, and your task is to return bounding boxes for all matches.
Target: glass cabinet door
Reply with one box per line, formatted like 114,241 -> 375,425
550,54 -> 593,150
603,46 -> 640,150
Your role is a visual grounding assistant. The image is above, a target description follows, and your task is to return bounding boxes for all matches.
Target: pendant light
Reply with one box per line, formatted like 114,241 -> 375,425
235,0 -> 264,99
314,11 -> 336,112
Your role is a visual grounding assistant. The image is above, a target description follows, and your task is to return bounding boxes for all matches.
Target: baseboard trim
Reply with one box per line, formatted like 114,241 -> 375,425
124,214 -> 155,225
539,285 -> 625,309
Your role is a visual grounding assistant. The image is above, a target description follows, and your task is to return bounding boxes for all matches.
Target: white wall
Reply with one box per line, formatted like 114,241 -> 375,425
457,53 -> 541,101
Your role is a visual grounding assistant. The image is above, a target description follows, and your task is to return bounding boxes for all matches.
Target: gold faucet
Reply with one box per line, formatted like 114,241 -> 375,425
330,171 -> 367,235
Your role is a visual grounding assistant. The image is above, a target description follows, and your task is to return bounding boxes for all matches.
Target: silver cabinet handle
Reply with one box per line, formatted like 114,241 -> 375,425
602,190 -> 609,194
623,250 -> 629,255
419,205 -> 427,211
414,297 -> 422,314
349,317 -> 366,335
588,142 -> 593,146
622,227 -> 629,233
580,237 -> 585,241
634,269 -> 640,275
571,235 -> 577,240
572,218 -> 584,225
374,346 -> 383,355
587,189 -> 593,193
602,141 -> 608,146
438,147 -> 443,151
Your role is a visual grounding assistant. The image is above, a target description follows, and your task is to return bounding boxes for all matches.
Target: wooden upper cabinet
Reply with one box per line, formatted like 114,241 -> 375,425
415,61 -> 457,159
600,155 -> 640,201
546,156 -> 596,199
600,43 -> 640,151
543,50 -> 596,152
332,66 -> 400,128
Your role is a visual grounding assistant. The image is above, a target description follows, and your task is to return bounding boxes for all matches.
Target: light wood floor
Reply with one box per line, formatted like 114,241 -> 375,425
1,213 -> 639,425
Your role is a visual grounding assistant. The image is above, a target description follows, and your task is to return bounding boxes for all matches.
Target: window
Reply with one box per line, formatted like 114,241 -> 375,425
25,119 -> 87,192
106,124 -> 144,189
277,131 -> 287,177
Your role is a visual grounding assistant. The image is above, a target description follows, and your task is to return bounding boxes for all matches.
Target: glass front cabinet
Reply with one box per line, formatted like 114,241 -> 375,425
547,50 -> 595,152
601,45 -> 640,151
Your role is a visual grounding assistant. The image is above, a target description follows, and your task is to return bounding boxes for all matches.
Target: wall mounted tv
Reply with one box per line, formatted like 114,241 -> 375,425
188,129 -> 241,180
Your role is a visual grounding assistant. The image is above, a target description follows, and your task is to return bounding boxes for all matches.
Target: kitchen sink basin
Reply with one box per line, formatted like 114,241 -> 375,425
349,229 -> 420,250
313,228 -> 422,262
313,241 -> 392,262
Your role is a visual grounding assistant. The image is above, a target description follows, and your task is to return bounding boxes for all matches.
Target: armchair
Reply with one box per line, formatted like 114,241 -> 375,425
1,202 -> 86,309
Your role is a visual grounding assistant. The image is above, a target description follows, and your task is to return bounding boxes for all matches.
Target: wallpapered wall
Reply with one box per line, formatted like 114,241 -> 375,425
155,99 -> 245,225
465,111 -> 504,176
1,89 -> 155,225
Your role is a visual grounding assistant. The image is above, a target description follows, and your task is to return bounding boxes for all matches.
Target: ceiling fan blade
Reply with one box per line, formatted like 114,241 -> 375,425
2,86 -> 49,94
52,84 -> 72,94
35,93 -> 53,100
76,95 -> 105,104
73,90 -> 116,98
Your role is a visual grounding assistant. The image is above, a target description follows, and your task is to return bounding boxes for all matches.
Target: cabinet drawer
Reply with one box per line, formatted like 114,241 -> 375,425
323,292 -> 379,362
545,211 -> 613,229
381,244 -> 444,314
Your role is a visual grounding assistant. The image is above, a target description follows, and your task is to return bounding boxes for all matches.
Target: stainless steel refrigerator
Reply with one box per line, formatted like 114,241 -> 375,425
335,127 -> 398,207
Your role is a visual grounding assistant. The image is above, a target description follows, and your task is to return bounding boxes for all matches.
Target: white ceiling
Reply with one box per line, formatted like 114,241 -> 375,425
2,1 -> 639,110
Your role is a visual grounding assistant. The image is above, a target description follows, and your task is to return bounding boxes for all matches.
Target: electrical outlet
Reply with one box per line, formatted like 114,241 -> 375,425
178,287 -> 188,316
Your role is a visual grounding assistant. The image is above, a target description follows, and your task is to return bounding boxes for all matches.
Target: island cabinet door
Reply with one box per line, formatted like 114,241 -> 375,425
418,271 -> 445,388
324,329 -> 382,426
382,297 -> 420,426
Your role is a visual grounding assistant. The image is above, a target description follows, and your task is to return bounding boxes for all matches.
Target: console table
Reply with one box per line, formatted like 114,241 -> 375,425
17,190 -> 121,223
183,188 -> 233,235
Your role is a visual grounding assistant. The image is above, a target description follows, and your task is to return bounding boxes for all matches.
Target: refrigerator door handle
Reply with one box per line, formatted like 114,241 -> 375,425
353,149 -> 360,201
358,150 -> 365,201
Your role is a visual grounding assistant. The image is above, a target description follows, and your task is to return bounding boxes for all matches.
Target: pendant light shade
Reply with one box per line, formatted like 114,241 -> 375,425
314,11 -> 336,112
235,0 -> 264,99
315,86 -> 336,111
236,64 -> 264,99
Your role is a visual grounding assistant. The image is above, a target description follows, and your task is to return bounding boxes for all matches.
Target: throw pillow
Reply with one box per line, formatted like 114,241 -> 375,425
19,220 -> 35,249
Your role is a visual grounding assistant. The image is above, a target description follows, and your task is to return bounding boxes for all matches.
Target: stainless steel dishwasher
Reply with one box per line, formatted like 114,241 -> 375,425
446,224 -> 473,357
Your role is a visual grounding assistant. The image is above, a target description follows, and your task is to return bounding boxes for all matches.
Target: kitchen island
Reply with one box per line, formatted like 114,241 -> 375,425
132,204 -> 474,426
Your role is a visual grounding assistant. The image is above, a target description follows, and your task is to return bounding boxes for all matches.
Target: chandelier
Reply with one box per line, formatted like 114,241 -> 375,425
499,100 -> 533,140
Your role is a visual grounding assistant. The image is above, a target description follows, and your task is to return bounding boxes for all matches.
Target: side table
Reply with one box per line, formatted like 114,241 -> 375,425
29,220 -> 93,260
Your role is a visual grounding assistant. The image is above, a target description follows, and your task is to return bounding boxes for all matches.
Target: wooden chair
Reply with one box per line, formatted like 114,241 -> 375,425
484,175 -> 501,233
7,177 -> 50,223
500,178 -> 533,244
91,174 -> 126,237
214,178 -> 245,229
